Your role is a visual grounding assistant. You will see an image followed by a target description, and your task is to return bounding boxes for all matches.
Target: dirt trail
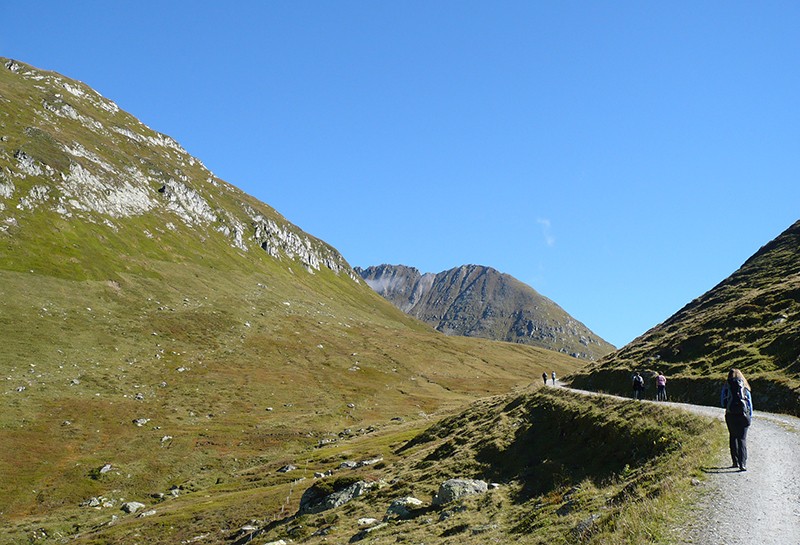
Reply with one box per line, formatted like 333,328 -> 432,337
665,401 -> 800,544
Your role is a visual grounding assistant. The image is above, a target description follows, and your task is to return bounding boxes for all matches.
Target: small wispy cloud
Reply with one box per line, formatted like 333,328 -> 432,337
537,218 -> 555,247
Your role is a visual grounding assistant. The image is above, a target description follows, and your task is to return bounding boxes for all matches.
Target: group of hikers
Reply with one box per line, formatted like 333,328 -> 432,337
632,368 -> 753,471
631,370 -> 668,401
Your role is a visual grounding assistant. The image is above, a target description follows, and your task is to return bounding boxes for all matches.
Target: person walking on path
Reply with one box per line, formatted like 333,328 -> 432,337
656,371 -> 668,401
542,372 -> 548,386
720,368 -> 753,471
551,371 -> 556,385
632,372 -> 645,400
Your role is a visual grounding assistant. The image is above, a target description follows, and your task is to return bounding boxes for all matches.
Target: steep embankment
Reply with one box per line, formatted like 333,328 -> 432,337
0,57 -> 585,541
357,264 -> 615,360
570,219 -> 800,415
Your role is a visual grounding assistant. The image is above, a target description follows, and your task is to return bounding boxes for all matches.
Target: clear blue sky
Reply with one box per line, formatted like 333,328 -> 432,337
4,2 -> 799,348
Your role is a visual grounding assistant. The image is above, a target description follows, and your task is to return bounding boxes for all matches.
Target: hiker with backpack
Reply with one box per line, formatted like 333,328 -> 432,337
632,372 -> 645,400
720,368 -> 753,471
542,372 -> 548,386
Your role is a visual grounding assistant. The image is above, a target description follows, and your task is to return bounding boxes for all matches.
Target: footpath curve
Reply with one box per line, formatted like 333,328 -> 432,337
558,384 -> 800,544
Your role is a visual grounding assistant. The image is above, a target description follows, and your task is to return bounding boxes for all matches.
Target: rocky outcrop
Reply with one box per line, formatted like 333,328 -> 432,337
357,264 -> 614,360
0,58 -> 358,281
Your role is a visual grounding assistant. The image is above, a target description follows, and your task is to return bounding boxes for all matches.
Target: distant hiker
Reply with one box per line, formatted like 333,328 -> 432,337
720,368 -> 753,471
551,371 -> 556,385
632,372 -> 645,400
655,371 -> 668,401
542,372 -> 548,386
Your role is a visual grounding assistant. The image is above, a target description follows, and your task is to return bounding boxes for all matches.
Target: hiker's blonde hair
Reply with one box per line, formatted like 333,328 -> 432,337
728,368 -> 751,391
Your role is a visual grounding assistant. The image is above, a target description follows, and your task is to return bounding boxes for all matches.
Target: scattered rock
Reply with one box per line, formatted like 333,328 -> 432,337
572,513 -> 601,539
298,480 -> 372,514
137,509 -> 157,518
385,496 -> 424,519
99,463 -> 113,474
432,478 -> 489,506
358,456 -> 383,467
278,464 -> 297,473
351,523 -> 388,542
121,501 -> 146,514
133,418 -> 150,427
357,517 -> 380,527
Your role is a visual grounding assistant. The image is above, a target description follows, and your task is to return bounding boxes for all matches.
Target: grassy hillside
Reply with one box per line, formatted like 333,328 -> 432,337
569,220 -> 800,415
0,58 -> 587,542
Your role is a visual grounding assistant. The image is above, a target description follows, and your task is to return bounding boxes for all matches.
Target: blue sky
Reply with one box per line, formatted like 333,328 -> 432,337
4,2 -> 799,348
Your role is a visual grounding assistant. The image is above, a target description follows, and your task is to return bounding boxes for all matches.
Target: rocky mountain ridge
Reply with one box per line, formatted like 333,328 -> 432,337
0,58 -> 356,281
357,264 -> 615,360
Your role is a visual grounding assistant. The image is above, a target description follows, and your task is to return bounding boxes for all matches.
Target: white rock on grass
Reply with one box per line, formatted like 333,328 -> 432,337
121,501 -> 146,514
432,478 -> 489,506
385,496 -> 424,519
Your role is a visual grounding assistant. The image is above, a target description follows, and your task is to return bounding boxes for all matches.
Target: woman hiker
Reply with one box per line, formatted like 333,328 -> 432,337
720,368 -> 753,471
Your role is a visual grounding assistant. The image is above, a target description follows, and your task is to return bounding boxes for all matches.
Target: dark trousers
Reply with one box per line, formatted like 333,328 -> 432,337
725,413 -> 750,468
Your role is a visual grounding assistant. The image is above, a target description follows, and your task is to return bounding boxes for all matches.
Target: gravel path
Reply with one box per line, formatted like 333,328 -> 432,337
660,401 -> 800,544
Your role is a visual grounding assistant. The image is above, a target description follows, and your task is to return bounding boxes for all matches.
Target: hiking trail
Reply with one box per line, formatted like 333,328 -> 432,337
668,401 -> 800,544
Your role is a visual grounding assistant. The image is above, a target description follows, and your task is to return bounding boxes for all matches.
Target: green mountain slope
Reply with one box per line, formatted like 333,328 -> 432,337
0,58 -> 585,541
357,264 -> 615,360
570,219 -> 800,415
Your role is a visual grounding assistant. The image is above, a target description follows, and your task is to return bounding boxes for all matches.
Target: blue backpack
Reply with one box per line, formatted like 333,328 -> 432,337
726,377 -> 748,416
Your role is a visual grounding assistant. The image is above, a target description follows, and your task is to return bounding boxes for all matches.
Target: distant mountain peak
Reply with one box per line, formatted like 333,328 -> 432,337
356,264 -> 615,360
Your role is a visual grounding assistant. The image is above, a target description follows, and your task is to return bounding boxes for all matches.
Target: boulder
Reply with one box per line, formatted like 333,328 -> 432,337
121,501 -> 146,514
385,496 -> 424,519
432,478 -> 488,506
298,480 -> 371,514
